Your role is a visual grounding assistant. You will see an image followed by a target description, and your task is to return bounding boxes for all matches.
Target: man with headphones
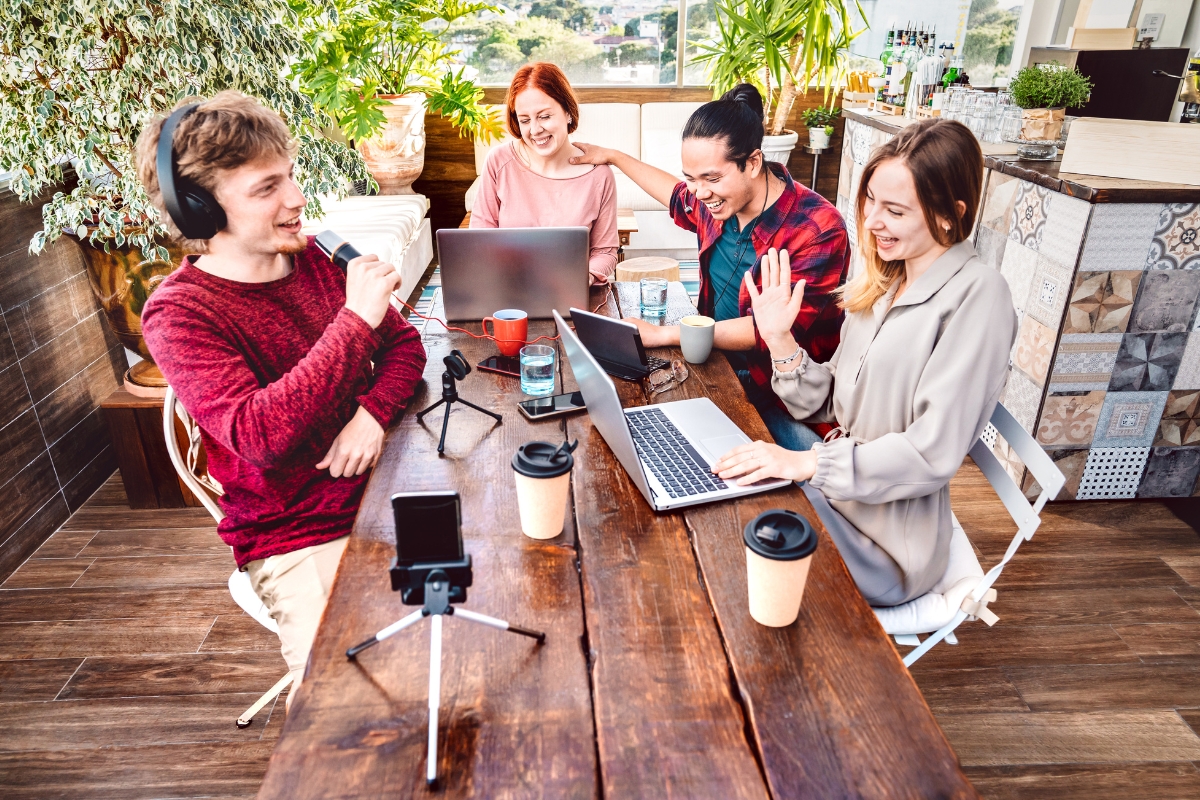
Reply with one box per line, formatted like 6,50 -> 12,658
137,91 -> 427,706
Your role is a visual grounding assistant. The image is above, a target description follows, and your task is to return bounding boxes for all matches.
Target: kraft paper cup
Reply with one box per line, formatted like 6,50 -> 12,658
679,315 -> 715,364
512,440 -> 576,540
744,509 -> 818,627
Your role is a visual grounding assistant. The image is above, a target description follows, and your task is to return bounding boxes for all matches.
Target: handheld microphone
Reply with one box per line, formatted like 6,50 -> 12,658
314,230 -> 361,271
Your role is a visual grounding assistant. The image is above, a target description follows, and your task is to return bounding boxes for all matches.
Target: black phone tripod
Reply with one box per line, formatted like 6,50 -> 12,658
415,350 -> 502,454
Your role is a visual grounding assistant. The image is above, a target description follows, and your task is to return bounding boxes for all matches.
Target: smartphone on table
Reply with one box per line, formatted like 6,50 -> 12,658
391,491 -> 463,566
518,391 -> 586,421
477,355 -> 521,378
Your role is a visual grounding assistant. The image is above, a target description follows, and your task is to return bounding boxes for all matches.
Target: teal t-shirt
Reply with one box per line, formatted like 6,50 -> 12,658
708,215 -> 759,323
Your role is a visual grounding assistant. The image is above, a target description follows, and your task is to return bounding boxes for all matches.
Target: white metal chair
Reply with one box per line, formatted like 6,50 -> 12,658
163,387 -> 294,728
873,402 -> 1066,667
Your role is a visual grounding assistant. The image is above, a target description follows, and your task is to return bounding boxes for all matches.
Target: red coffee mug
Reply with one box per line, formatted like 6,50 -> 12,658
482,309 -> 529,357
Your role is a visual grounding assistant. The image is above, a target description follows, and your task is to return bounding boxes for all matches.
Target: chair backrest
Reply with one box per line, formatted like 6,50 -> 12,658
968,402 -> 1066,596
163,387 -> 225,523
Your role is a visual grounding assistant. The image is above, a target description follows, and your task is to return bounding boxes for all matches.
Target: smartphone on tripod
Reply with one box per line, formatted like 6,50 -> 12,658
392,491 -> 463,566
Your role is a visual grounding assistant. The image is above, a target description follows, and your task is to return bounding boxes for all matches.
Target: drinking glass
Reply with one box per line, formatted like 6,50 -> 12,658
520,344 -> 556,396
640,277 -> 668,316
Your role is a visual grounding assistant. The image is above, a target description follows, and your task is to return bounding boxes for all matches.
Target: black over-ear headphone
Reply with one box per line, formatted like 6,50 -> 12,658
156,103 -> 227,240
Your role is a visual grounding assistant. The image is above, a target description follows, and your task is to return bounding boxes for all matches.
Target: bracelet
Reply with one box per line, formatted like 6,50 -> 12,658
771,345 -> 803,365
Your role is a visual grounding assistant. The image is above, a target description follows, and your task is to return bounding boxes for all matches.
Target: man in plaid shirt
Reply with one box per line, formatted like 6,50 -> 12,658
571,85 -> 849,449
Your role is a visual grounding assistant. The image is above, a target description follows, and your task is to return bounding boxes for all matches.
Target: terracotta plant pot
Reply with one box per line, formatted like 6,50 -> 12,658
77,236 -> 183,394
358,94 -> 427,194
1020,107 -> 1065,141
762,130 -> 799,164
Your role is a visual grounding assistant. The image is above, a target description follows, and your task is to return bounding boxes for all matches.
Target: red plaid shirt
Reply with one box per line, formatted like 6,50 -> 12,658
670,162 -> 849,408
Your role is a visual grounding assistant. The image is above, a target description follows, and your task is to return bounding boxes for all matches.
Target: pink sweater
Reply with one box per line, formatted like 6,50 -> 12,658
470,142 -> 619,283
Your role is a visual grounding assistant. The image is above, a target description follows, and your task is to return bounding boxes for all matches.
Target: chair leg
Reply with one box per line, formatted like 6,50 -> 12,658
236,672 -> 294,729
944,631 -> 958,645
894,633 -> 920,647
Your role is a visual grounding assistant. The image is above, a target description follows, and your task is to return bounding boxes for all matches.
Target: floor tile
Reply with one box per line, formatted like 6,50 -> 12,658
1147,203 -> 1200,271
1,559 -> 93,590
1077,447 -> 1152,499
1039,193 -> 1091,268
1113,623 -> 1200,659
1109,334 -> 1187,392
964,761 -> 1200,800
1005,662 -> 1200,711
1078,203 -> 1161,272
1037,391 -> 1104,448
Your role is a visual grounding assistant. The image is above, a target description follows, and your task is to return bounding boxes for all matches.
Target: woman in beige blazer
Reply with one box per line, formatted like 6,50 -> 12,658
714,120 -> 1017,606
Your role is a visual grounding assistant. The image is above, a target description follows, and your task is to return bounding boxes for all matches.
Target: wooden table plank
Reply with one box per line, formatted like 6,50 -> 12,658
259,320 -> 597,798
564,287 -> 767,797
578,290 -> 977,798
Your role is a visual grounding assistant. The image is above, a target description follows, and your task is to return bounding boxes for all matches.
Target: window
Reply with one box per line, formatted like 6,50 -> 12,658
846,0 -> 1022,87
448,1 -> 684,86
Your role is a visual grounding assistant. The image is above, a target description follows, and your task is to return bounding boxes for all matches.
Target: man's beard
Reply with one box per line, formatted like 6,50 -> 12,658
278,233 -> 309,255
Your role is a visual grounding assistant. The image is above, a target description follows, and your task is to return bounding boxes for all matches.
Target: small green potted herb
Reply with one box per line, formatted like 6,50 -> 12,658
801,106 -> 840,148
1009,63 -> 1093,141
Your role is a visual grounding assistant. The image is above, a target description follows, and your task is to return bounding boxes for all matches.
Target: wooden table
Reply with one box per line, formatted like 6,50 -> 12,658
101,387 -> 203,509
460,209 -> 639,261
258,289 -> 976,798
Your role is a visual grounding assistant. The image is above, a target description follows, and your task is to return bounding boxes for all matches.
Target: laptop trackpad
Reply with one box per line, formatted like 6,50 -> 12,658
699,434 -> 749,464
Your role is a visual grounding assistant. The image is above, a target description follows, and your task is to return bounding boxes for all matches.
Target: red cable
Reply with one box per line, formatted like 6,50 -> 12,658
392,282 -> 615,344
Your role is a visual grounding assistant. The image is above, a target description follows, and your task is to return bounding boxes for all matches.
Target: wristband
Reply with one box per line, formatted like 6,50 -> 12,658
772,345 -> 802,366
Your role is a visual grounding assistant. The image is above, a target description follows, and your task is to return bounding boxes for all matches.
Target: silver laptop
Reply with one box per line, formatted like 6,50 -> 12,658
554,310 -> 790,511
437,227 -> 590,321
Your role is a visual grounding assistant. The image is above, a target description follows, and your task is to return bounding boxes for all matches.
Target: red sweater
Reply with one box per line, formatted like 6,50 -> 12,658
142,238 -> 427,567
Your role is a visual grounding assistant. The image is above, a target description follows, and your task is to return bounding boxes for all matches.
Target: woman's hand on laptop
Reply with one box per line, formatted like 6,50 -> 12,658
626,317 -> 679,348
713,441 -> 816,486
316,407 -> 384,478
344,253 -> 401,329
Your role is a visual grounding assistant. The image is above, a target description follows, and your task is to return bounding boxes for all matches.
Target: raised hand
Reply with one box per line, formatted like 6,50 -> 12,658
746,248 -> 805,354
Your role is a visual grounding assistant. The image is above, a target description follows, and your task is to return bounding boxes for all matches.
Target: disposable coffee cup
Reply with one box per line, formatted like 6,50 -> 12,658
679,315 -> 715,364
744,509 -> 818,627
512,440 -> 577,540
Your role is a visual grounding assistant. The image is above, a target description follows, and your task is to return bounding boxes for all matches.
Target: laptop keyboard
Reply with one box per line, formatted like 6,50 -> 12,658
645,355 -> 670,372
626,407 -> 729,499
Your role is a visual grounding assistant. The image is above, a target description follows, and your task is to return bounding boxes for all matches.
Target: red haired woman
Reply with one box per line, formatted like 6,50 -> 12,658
470,62 -> 619,285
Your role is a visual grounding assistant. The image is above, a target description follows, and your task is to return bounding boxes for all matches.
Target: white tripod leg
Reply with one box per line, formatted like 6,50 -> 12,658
427,613 -> 443,788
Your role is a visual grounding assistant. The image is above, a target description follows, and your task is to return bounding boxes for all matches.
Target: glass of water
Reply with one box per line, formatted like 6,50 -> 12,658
520,344 -> 556,396
640,277 -> 668,317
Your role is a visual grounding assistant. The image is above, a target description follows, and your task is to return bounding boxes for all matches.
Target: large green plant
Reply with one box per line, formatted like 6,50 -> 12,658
1009,63 -> 1093,110
0,0 -> 370,261
291,0 -> 503,143
691,0 -> 864,135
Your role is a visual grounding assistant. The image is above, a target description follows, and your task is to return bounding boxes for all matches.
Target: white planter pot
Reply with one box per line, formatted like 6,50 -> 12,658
762,130 -> 799,164
358,94 -> 427,194
807,127 -> 832,149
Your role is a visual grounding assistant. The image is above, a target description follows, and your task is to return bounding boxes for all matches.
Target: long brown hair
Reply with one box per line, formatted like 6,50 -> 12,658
841,119 -> 983,314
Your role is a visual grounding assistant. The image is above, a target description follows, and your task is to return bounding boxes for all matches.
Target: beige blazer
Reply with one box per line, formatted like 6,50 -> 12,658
772,242 -> 1017,602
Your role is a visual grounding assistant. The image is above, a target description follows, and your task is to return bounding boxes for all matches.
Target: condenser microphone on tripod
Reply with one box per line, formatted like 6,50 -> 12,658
314,230 -> 360,271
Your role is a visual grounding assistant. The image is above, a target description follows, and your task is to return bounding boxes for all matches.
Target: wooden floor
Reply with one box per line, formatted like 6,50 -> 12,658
2,463 -> 1200,798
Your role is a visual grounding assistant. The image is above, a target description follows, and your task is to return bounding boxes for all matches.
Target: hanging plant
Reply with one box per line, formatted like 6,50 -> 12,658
0,0 -> 372,261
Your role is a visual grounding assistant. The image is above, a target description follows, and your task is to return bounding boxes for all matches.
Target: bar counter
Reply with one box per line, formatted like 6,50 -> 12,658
838,108 -> 1200,501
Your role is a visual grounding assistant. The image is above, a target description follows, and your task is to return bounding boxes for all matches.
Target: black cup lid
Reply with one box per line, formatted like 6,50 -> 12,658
513,440 -> 576,478
743,509 -> 817,561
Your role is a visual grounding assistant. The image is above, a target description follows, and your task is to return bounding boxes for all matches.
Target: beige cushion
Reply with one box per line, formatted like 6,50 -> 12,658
641,102 -> 704,177
573,103 -> 640,159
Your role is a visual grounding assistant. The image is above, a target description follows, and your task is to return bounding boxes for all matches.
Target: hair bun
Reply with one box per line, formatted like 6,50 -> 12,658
722,83 -> 764,119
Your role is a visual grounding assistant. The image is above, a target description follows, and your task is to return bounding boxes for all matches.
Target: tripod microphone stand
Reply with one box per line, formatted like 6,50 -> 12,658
415,350 -> 502,454
347,563 -> 545,790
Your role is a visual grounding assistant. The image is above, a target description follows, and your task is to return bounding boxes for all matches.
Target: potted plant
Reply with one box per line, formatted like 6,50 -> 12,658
292,0 -> 504,194
1008,62 -> 1093,142
691,0 -> 862,164
801,106 -> 840,149
1,0 -> 369,392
